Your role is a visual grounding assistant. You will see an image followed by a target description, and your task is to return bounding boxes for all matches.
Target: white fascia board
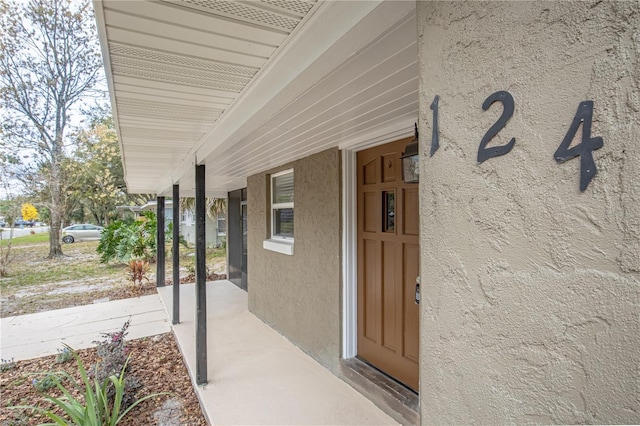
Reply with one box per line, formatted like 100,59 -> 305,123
92,0 -> 134,194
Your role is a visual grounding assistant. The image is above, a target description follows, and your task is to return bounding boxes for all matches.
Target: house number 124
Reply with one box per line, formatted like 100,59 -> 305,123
428,91 -> 604,192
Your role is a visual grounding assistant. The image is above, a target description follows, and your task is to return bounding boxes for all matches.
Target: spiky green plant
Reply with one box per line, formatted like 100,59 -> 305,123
12,345 -> 168,426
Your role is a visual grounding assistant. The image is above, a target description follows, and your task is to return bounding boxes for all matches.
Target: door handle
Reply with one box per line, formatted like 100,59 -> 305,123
414,276 -> 420,305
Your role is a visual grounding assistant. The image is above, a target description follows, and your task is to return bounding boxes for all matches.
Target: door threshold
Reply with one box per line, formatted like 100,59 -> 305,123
340,358 -> 419,425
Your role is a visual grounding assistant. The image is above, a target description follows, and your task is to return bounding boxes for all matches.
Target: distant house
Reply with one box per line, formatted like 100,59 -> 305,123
179,207 -> 225,248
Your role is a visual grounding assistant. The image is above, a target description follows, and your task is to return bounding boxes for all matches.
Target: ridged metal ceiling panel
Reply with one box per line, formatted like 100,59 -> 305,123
95,0 -> 418,195
96,0 -> 317,194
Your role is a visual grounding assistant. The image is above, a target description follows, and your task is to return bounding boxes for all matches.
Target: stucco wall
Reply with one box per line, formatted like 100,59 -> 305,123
418,2 -> 639,424
247,148 -> 342,373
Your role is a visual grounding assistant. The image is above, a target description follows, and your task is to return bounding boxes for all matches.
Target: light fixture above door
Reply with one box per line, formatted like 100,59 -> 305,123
401,123 -> 419,183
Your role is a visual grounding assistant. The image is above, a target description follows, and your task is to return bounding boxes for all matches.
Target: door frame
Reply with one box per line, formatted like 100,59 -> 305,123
342,149 -> 358,358
341,129 -> 417,360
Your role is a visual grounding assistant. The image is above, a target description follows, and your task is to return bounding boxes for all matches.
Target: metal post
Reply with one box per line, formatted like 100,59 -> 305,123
172,184 -> 180,324
195,164 -> 208,385
156,196 -> 165,287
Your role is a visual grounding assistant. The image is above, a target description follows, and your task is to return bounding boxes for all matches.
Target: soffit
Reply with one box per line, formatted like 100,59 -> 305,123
94,0 -> 318,194
94,0 -> 418,197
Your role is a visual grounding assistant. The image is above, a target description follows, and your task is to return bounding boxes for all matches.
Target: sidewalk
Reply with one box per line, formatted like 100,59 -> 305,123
157,280 -> 398,425
0,294 -> 170,361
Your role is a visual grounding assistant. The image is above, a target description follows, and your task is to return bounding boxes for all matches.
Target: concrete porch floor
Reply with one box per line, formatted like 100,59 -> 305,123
157,280 -> 398,425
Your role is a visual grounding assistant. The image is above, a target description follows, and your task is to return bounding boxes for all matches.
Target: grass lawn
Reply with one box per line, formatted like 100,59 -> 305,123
0,236 -> 226,317
1,240 -> 123,288
0,232 -> 50,247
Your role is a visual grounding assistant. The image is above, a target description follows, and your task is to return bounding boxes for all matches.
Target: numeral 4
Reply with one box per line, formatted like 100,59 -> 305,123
554,101 -> 604,192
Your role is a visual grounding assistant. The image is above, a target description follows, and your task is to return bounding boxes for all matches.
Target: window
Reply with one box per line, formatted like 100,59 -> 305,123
271,169 -> 294,239
217,216 -> 226,236
181,210 -> 193,226
263,169 -> 295,255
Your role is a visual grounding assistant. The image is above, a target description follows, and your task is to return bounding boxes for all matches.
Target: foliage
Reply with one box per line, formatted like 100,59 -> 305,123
1,357 -> 16,372
93,320 -> 130,384
0,231 -> 14,277
20,203 -> 38,221
66,116 -> 128,226
12,344 -> 167,426
55,347 -> 73,364
91,319 -> 143,413
97,212 -> 158,263
32,372 -> 65,392
180,197 -> 226,220
0,194 -> 21,277
127,260 -> 150,286
0,0 -> 105,258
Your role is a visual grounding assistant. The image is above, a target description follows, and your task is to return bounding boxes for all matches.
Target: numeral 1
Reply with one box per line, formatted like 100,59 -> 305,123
554,101 -> 604,192
430,95 -> 440,157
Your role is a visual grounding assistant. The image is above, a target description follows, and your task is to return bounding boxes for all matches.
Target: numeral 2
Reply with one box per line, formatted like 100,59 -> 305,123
554,101 -> 604,192
478,91 -> 516,163
430,95 -> 440,157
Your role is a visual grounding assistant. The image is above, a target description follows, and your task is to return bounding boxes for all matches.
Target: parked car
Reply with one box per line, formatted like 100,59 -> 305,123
61,224 -> 104,243
14,220 -> 34,227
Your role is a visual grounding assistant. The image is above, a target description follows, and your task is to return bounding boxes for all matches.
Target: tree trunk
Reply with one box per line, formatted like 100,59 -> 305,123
48,208 -> 64,258
48,159 -> 65,258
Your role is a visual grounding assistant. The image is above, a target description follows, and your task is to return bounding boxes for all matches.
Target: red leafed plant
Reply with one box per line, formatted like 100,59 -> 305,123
127,259 -> 150,286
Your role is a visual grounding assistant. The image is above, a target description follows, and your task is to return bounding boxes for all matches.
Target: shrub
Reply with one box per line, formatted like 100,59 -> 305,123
127,259 -> 150,286
91,319 -> 142,410
1,357 -> 16,372
55,347 -> 73,364
97,212 -> 157,263
32,372 -> 65,392
93,320 -> 130,382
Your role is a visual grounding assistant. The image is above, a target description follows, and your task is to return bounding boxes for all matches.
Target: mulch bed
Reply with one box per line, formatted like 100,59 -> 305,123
0,333 -> 207,425
0,269 -> 227,424
163,272 -> 226,286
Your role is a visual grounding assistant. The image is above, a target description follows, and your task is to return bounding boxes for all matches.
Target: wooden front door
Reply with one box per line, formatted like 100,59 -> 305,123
357,138 -> 419,391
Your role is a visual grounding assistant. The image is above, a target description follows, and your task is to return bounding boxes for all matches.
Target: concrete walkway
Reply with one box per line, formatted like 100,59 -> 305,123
1,283 -> 397,425
157,280 -> 398,425
0,294 -> 170,361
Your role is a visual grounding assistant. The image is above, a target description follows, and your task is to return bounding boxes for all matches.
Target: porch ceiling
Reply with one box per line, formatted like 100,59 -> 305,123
94,0 -> 418,197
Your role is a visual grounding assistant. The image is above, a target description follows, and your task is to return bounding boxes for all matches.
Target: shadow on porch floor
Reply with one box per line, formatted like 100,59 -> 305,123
157,280 -> 397,425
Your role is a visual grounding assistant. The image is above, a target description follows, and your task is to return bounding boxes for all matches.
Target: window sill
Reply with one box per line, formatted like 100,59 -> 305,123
263,239 -> 294,255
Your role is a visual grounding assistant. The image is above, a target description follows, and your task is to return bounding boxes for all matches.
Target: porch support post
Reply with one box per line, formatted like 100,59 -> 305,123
195,164 -> 208,385
156,196 -> 165,287
172,184 -> 180,324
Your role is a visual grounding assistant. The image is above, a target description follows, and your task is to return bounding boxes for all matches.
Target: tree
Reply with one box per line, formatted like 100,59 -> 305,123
0,172 -> 20,277
0,0 -> 104,258
69,116 -> 127,225
21,202 -> 38,221
179,197 -> 227,220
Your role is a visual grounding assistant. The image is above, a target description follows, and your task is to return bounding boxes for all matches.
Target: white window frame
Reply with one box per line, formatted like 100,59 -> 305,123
181,210 -> 193,226
263,168 -> 294,255
270,169 -> 294,240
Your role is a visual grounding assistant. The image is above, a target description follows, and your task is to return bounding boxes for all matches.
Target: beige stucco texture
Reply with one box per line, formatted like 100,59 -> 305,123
418,1 -> 639,424
247,148 -> 342,374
